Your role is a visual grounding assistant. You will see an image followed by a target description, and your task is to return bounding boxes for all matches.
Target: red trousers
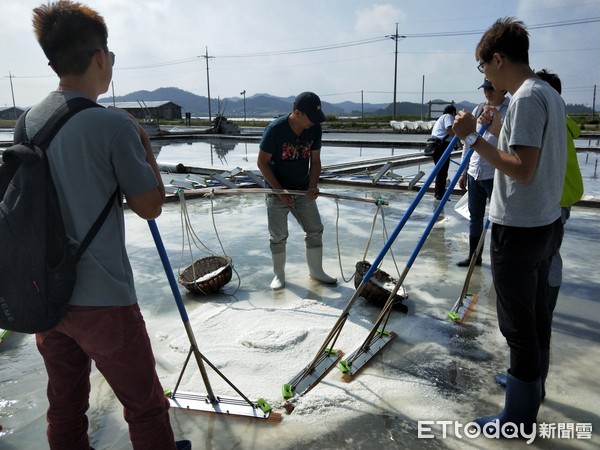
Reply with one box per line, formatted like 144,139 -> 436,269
36,304 -> 176,450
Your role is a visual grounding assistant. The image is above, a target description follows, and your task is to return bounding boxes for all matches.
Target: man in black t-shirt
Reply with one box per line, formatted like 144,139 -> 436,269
257,92 -> 337,289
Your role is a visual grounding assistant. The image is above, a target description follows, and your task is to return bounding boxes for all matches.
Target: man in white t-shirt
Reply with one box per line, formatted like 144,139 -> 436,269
428,104 -> 456,200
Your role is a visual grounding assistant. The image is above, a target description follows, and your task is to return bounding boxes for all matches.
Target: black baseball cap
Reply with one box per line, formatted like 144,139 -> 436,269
293,92 -> 326,124
479,79 -> 494,90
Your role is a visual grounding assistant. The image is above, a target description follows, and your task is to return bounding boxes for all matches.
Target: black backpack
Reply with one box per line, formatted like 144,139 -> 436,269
0,97 -> 118,333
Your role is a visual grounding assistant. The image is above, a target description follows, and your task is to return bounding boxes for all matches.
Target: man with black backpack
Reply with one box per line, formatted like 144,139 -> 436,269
13,2 -> 190,449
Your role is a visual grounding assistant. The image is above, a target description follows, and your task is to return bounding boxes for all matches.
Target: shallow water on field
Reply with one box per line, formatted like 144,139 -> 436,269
1,138 -> 599,449
152,137 -> 600,197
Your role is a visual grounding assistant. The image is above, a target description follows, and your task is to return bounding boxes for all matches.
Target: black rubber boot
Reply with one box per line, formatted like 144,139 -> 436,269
494,349 -> 549,401
176,440 -> 192,450
457,236 -> 482,267
494,371 -> 507,388
476,371 -> 541,437
539,349 -> 549,400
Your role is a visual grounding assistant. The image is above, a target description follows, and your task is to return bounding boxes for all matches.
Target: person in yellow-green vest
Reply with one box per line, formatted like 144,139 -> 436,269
494,68 -> 584,400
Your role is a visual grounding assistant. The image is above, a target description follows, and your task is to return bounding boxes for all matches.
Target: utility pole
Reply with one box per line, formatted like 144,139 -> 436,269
8,71 -> 17,120
421,75 -> 425,120
240,90 -> 246,122
200,47 -> 214,121
387,24 -> 406,119
593,84 -> 597,119
361,90 -> 364,118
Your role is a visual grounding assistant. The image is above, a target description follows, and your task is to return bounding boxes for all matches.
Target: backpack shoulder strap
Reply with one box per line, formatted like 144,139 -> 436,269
473,103 -> 486,119
31,97 -> 101,150
14,110 -> 28,143
73,187 -> 119,260
31,97 -> 109,261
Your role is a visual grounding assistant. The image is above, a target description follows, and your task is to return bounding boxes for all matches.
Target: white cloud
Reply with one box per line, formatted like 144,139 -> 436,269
354,4 -> 406,35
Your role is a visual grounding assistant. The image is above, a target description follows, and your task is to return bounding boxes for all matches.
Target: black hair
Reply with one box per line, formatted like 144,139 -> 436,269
32,1 -> 108,76
476,17 -> 529,65
443,105 -> 457,115
536,69 -> 562,94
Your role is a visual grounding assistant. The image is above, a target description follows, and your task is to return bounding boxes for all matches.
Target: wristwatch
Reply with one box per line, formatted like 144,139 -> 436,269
465,132 -> 480,147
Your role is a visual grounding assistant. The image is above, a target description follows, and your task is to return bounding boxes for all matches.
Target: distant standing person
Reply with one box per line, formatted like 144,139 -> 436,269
257,92 -> 337,289
453,17 -> 566,436
429,105 -> 457,200
456,79 -> 509,266
27,2 -> 189,449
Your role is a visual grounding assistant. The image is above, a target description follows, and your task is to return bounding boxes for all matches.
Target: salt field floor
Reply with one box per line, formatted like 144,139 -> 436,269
1,182 -> 599,449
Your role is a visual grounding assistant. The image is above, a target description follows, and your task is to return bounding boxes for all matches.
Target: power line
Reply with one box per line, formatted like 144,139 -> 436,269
217,37 -> 388,58
528,17 -> 600,29
118,57 -> 199,70
400,17 -> 600,38
130,16 -> 600,70
4,17 -> 599,77
214,17 -> 600,58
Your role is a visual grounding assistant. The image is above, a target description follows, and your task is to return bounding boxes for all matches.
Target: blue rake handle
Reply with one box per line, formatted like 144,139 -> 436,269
148,219 -> 219,400
356,125 -> 489,347
287,126 -> 487,385
403,125 -> 489,272
406,148 -> 474,270
149,219 -> 266,408
363,124 -> 489,282
148,219 -> 189,322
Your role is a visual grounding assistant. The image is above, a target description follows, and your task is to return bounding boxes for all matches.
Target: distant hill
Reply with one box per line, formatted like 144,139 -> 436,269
98,86 -> 595,118
97,87 -> 453,118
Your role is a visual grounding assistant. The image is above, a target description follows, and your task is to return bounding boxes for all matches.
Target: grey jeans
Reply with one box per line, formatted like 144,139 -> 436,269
266,194 -> 324,254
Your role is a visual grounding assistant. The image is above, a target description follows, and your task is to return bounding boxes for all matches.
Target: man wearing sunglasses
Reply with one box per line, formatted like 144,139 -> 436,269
453,17 -> 566,438
24,2 -> 189,449
257,92 -> 337,290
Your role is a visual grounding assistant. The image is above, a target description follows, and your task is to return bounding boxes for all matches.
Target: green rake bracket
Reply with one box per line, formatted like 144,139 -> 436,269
256,397 -> 273,413
447,311 -> 461,321
339,331 -> 397,381
282,348 -> 344,401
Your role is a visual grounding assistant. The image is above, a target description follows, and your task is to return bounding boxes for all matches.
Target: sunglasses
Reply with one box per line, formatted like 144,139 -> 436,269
477,53 -> 506,73
89,49 -> 115,66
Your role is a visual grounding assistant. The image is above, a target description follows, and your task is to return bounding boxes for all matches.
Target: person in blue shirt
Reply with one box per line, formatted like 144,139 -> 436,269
456,79 -> 509,266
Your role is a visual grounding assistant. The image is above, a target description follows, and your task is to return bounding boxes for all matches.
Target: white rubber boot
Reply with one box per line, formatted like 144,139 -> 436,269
306,247 -> 337,284
270,251 -> 286,289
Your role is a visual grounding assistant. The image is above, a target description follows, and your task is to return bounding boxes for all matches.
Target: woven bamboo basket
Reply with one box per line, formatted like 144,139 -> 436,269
178,256 -> 232,294
354,260 -> 408,312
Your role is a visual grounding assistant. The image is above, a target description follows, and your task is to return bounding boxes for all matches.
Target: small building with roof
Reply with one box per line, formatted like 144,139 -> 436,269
97,100 -> 182,120
0,106 -> 26,120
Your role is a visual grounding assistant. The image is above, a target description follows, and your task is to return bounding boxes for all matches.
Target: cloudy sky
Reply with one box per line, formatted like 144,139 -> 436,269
1,0 -> 599,110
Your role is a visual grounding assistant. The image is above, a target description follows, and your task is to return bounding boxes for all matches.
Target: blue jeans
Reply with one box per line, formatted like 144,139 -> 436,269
467,175 -> 493,237
266,194 -> 324,254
